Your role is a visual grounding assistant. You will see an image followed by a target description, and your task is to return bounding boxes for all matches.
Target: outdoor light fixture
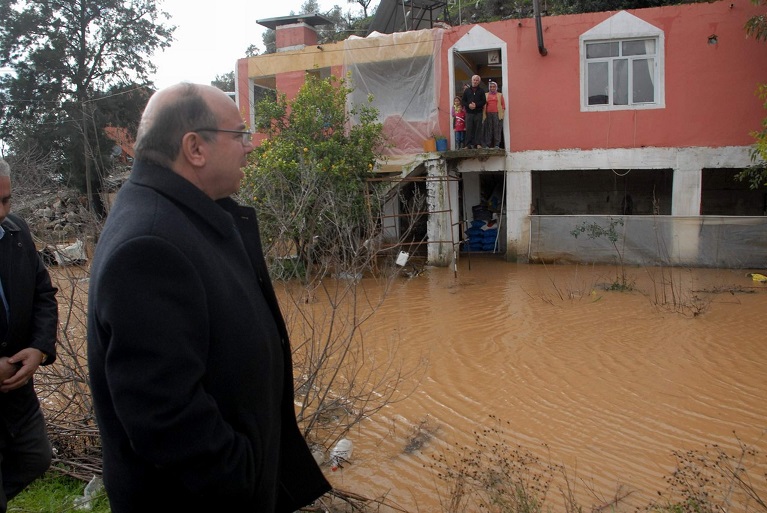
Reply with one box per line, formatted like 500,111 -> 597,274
708,34 -> 718,45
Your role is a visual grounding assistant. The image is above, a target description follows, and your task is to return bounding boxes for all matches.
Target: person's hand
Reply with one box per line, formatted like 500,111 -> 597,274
0,357 -> 18,385
0,348 -> 45,393
469,102 -> 476,110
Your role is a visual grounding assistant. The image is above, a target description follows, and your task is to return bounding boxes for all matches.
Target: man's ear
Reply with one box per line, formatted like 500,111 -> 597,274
180,132 -> 207,167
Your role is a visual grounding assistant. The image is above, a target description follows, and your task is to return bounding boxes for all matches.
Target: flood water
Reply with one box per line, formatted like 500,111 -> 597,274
318,257 -> 767,511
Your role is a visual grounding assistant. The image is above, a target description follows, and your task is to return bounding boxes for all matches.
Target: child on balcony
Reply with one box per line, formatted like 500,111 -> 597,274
451,96 -> 466,149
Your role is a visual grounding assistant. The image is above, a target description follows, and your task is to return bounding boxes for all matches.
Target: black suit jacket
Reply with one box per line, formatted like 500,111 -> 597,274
87,161 -> 330,513
0,213 -> 58,435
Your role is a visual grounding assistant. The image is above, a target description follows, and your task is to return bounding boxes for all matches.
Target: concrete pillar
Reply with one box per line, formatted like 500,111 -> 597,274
670,160 -> 702,263
425,157 -> 454,266
505,165 -> 532,262
672,163 -> 702,216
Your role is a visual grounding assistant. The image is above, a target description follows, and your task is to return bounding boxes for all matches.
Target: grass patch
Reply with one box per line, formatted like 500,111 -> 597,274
8,471 -> 110,513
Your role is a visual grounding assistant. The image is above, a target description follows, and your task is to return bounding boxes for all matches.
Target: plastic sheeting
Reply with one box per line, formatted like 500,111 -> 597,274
38,239 -> 88,266
344,29 -> 443,164
530,215 -> 767,268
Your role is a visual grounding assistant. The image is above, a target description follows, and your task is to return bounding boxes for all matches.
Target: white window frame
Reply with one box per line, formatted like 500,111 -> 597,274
579,11 -> 665,112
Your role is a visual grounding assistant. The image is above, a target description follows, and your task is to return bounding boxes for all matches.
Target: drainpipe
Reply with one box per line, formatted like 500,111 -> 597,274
533,0 -> 548,56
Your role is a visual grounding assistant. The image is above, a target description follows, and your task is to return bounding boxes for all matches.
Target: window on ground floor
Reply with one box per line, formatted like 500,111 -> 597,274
701,168 -> 767,215
531,169 -> 673,215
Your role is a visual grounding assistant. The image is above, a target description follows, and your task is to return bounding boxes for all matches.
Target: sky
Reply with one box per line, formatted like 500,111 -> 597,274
0,1 -> 358,153
150,0 -> 360,89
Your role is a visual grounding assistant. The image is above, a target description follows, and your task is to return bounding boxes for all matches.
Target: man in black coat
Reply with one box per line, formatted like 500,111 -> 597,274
462,74 -> 487,149
87,83 -> 331,513
0,159 -> 58,513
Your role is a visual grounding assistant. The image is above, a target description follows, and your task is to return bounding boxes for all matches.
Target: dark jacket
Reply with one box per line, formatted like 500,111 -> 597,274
0,213 -> 58,435
87,161 -> 330,513
462,85 -> 487,114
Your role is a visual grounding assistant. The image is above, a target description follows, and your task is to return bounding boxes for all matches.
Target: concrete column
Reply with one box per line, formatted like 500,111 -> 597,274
425,157 -> 453,266
670,160 -> 702,263
672,163 -> 702,216
505,164 -> 532,262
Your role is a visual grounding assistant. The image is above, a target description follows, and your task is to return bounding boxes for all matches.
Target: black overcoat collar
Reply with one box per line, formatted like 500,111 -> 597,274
128,160 -> 241,241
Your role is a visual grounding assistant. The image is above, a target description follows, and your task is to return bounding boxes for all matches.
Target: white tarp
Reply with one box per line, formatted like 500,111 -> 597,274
344,28 -> 443,164
530,215 -> 767,268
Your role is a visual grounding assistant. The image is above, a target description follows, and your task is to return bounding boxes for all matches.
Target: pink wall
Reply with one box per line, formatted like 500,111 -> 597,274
244,0 -> 765,154
440,0 -> 766,152
276,70 -> 305,100
331,64 -> 344,80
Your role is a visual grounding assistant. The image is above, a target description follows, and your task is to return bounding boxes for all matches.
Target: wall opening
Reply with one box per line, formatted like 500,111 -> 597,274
701,168 -> 767,216
532,169 -> 673,215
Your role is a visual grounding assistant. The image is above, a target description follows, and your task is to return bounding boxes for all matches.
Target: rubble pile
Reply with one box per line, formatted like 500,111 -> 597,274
15,189 -> 95,244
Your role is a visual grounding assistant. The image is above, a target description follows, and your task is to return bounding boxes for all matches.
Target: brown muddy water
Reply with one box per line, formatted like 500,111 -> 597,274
319,256 -> 767,512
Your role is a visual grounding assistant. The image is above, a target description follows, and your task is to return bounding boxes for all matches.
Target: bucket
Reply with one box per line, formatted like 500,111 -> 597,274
422,138 -> 436,152
395,251 -> 409,266
435,138 -> 448,152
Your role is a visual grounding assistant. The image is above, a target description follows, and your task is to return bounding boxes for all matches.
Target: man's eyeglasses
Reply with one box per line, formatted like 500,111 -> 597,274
193,128 -> 253,144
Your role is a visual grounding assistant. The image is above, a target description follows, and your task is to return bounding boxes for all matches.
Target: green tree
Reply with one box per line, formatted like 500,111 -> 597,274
242,74 -> 386,278
571,218 -> 633,290
738,84 -> 767,189
349,0 -> 375,18
446,0 -> 709,25
245,44 -> 262,57
317,5 -> 374,42
0,0 -> 174,215
317,5 -> 350,43
261,29 -> 276,55
300,0 -> 321,13
211,71 -> 235,92
240,76 -> 423,465
737,0 -> 767,189
745,0 -> 767,41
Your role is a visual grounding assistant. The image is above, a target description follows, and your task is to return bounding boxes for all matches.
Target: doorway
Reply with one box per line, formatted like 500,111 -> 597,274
453,49 -> 505,150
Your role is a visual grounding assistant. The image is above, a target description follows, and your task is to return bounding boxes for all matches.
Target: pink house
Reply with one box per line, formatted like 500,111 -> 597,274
236,0 -> 767,268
